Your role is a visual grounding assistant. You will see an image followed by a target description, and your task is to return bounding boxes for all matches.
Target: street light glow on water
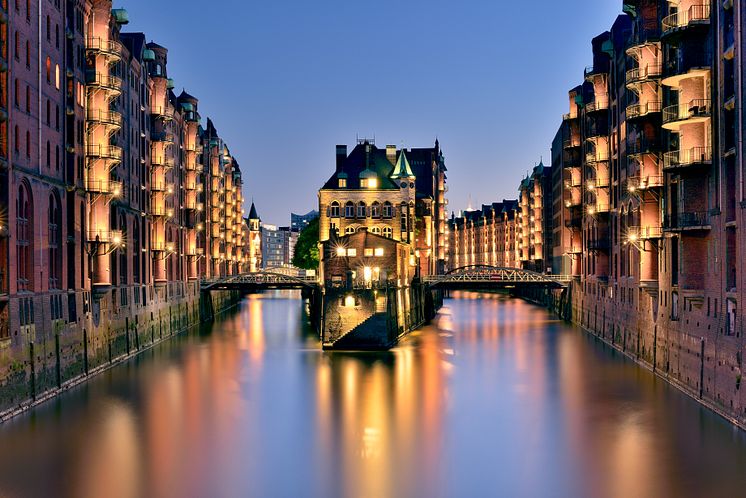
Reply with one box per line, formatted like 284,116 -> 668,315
1,291 -> 746,498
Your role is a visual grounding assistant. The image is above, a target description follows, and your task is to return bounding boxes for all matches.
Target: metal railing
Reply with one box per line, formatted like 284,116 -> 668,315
587,177 -> 610,189
86,72 -> 123,92
662,4 -> 711,34
86,178 -> 123,195
626,101 -> 662,119
662,99 -> 711,125
585,149 -> 610,164
151,131 -> 175,143
151,156 -> 175,168
626,64 -> 663,85
585,95 -> 610,113
86,144 -> 123,161
626,175 -> 664,191
628,226 -> 664,240
664,211 -> 711,229
87,229 -> 122,244
86,108 -> 123,127
151,106 -> 175,119
662,147 -> 712,169
86,37 -> 123,58
423,266 -> 572,287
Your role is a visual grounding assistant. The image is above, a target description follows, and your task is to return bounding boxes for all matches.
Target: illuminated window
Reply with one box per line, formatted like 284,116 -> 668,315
374,248 -> 384,257
330,201 -> 340,218
55,65 -> 60,89
345,226 -> 355,235
382,202 -> 393,218
338,178 -> 346,188
383,227 -> 393,238
371,226 -> 381,235
357,202 -> 366,218
346,248 -> 357,257
371,201 -> 380,218
336,247 -> 346,257
367,178 -> 378,189
364,248 -> 373,257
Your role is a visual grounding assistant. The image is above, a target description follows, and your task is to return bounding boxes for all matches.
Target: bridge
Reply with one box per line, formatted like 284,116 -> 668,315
201,271 -> 319,292
422,265 -> 572,290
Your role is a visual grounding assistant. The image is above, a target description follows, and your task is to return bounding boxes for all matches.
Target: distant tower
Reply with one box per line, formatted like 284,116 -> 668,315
248,202 -> 262,272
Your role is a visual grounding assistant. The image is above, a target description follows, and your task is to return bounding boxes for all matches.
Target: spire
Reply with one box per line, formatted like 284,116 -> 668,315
390,149 -> 415,179
248,201 -> 259,221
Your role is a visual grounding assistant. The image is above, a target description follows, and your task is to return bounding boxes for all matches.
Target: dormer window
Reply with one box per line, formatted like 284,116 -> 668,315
338,178 -> 347,188
367,178 -> 378,189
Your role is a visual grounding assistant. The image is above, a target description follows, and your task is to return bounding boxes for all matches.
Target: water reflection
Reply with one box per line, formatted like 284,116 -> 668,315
1,291 -> 746,498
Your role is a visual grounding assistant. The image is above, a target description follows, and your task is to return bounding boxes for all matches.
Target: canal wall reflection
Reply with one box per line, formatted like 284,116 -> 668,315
0,291 -> 746,498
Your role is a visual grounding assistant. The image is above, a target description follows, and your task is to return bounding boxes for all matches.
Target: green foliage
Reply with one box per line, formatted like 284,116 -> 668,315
292,216 -> 320,270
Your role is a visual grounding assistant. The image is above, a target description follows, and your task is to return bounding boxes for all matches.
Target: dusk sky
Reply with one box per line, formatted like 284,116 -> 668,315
124,0 -> 622,226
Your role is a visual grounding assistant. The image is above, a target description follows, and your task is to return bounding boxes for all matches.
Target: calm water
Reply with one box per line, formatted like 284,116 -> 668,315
1,291 -> 746,498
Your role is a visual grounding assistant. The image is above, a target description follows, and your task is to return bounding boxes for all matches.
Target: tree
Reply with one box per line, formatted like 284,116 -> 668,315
292,216 -> 320,270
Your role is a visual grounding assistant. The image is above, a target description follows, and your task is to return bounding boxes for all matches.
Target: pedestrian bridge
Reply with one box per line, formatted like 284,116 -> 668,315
422,265 -> 571,290
201,271 -> 319,291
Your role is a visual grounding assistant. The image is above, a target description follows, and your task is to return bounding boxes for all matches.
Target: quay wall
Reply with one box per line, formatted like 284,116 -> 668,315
517,282 -> 746,431
0,284 -> 241,422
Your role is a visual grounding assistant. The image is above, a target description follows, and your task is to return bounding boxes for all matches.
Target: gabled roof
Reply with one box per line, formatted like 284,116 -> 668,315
248,202 -> 260,220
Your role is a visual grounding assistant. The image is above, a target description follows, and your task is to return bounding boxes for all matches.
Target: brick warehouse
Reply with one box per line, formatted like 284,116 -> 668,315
449,0 -> 746,428
0,1 -> 259,416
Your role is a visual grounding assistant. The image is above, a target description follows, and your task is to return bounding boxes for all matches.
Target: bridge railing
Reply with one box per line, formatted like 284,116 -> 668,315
422,267 -> 572,286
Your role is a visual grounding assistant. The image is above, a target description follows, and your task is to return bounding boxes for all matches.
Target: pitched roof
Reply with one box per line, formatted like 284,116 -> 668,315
321,143 -> 400,190
391,150 -> 414,179
248,202 -> 260,220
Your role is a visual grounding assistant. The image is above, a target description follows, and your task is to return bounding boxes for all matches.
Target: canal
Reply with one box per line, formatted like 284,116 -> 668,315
1,292 -> 746,498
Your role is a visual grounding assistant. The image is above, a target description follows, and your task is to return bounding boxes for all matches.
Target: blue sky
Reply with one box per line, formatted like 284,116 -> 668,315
122,0 -> 623,225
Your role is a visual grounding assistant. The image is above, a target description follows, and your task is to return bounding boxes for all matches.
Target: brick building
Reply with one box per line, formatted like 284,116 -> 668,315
0,2 -> 253,411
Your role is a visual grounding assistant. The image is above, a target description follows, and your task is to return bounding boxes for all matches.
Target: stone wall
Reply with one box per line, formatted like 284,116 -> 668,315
0,285 -> 241,421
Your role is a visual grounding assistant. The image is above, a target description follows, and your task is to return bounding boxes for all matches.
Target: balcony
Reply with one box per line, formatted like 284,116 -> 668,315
86,37 -> 122,60
151,131 -> 175,143
584,65 -> 608,81
585,149 -> 610,165
625,64 -> 662,87
585,95 -> 609,113
628,226 -> 664,240
626,101 -> 662,121
662,99 -> 710,130
151,106 -> 175,120
86,109 -> 123,128
87,229 -> 123,244
588,203 -> 610,215
86,178 -> 123,196
86,72 -> 123,94
150,182 -> 174,193
87,144 -> 123,161
664,211 -> 711,231
662,147 -> 712,171
587,177 -> 609,189
626,175 -> 664,192
563,112 -> 579,121
662,4 -> 711,37
627,139 -> 661,159
151,206 -> 174,218
151,156 -> 175,169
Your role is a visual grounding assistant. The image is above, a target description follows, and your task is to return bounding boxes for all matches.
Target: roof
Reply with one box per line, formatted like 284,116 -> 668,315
248,202 -> 260,220
321,142 -> 400,191
391,150 -> 415,179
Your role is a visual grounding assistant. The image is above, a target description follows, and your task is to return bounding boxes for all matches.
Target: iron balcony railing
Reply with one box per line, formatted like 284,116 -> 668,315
626,101 -> 662,120
86,37 -> 123,59
625,64 -> 663,86
151,156 -> 175,169
662,4 -> 711,35
662,99 -> 711,125
86,178 -> 123,196
664,211 -> 711,230
86,144 -> 123,161
86,109 -> 123,127
86,72 -> 123,93
151,106 -> 175,120
87,229 -> 122,244
151,131 -> 175,143
585,149 -> 610,164
626,175 -> 664,191
662,147 -> 712,170
150,182 -> 174,193
587,177 -> 610,189
628,226 -> 664,240
585,95 -> 610,113
627,139 -> 661,157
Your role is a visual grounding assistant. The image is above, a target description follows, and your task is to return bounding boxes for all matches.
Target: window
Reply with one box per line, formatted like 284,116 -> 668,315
46,99 -> 50,125
374,248 -> 384,257
330,201 -> 340,218
25,40 -> 30,67
345,201 -> 354,218
25,85 -> 30,112
371,201 -> 380,218
25,130 -> 30,158
382,202 -> 393,218
48,192 -> 61,290
55,65 -> 60,89
17,182 -> 33,292
370,226 -> 381,235
46,141 -> 50,167
14,31 -> 19,60
345,226 -> 355,235
14,126 -> 19,152
336,247 -> 346,257
338,178 -> 346,188
364,248 -> 374,257
357,202 -> 366,218
400,203 -> 408,232
727,299 -> 737,336
45,57 -> 51,83
13,79 -> 18,106
383,227 -> 393,238
46,15 -> 50,40
346,248 -> 357,257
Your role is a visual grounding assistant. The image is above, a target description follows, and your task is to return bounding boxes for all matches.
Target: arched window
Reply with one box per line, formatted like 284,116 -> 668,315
329,201 -> 340,218
345,201 -> 354,218
357,201 -> 366,218
48,191 -> 62,290
17,182 -> 33,291
25,130 -> 30,157
371,226 -> 382,235
382,201 -> 393,218
45,56 -> 51,83
25,85 -> 30,112
383,227 -> 393,238
345,226 -> 355,235
46,141 -> 50,167
13,126 -> 18,152
371,201 -> 380,218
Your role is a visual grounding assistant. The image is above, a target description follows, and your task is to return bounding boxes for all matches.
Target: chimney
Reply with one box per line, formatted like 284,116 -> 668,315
336,145 -> 347,173
386,145 -> 397,164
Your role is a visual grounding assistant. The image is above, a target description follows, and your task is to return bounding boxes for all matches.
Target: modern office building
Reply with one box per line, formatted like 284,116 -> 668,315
291,210 -> 318,231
